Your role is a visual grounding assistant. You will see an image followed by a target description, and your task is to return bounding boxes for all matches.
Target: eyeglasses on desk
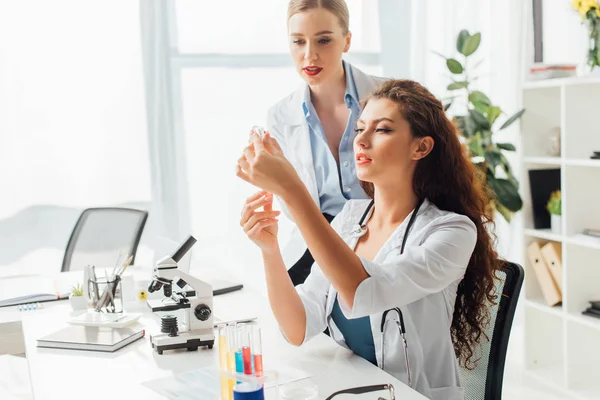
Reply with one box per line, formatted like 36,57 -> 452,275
325,383 -> 395,400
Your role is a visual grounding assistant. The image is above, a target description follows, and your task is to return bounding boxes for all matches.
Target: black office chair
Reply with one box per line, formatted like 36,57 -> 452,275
61,207 -> 148,272
460,261 -> 524,400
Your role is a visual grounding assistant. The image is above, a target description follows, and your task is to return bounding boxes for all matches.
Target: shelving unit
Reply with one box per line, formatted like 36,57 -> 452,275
521,76 -> 600,399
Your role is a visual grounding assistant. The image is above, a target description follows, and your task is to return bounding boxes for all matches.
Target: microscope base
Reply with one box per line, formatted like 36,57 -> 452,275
150,330 -> 215,355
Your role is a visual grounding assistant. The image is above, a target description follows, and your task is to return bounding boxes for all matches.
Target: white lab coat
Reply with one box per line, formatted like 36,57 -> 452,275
265,63 -> 388,268
296,199 -> 477,400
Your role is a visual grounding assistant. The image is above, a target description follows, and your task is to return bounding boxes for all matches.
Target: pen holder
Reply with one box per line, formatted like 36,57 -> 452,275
89,276 -> 123,313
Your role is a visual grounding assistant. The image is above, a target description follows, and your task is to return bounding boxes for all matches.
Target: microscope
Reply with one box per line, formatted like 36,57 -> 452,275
147,235 -> 215,354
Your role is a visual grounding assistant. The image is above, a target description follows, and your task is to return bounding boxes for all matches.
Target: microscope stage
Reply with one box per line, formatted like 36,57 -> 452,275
150,330 -> 214,354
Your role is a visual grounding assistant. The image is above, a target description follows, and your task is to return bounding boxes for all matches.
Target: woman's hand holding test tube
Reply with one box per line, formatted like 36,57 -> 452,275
237,130 -> 303,199
237,129 -> 309,346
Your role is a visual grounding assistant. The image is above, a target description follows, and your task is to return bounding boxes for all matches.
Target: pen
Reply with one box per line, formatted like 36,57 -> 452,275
91,266 -> 100,304
110,251 -> 124,277
117,255 -> 133,277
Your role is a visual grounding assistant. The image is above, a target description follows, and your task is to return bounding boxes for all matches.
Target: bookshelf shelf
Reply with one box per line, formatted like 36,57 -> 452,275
525,298 -> 564,317
523,156 -> 562,166
521,69 -> 600,399
567,313 -> 600,332
565,234 -> 600,250
524,228 -> 563,242
522,75 -> 600,90
565,158 -> 600,168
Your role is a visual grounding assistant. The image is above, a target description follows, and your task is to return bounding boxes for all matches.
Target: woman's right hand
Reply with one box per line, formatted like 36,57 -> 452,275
240,190 -> 281,252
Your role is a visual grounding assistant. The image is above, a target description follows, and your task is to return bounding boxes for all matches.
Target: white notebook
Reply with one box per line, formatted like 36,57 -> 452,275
37,325 -> 145,352
68,312 -> 142,328
0,276 -> 71,307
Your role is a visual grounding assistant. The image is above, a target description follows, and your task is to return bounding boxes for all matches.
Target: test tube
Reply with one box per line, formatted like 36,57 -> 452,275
241,324 -> 252,375
217,324 -> 230,400
226,322 -> 237,394
252,325 -> 263,377
235,323 -> 245,377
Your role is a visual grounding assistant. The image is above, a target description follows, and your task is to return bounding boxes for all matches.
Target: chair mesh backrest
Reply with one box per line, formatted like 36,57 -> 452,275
459,262 -> 523,400
460,270 -> 506,400
61,208 -> 148,272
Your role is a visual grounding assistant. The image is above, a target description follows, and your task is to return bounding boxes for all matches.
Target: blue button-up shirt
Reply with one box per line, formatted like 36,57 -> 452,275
302,61 -> 369,216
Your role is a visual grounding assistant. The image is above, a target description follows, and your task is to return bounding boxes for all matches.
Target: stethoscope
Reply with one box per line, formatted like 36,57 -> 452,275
350,198 -> 424,389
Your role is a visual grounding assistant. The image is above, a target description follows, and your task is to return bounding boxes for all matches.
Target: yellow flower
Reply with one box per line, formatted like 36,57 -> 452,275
572,0 -> 600,19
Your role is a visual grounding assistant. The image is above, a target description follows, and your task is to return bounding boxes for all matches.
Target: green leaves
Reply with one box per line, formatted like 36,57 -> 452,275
456,30 -> 470,53
488,177 -> 523,212
460,33 -> 481,57
469,109 -> 490,130
496,142 -> 516,151
487,106 -> 502,125
495,202 -> 513,223
439,29 -> 525,222
447,81 -> 469,91
484,150 -> 503,173
465,114 -> 478,137
469,132 -> 484,156
446,58 -> 464,74
456,30 -> 481,56
468,91 -> 491,106
499,109 -> 525,130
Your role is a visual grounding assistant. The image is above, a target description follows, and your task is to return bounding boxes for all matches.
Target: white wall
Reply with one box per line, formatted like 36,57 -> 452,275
542,0 -> 589,66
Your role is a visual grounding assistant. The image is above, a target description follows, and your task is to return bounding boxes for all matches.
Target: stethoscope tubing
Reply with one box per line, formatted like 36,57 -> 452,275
356,198 -> 423,389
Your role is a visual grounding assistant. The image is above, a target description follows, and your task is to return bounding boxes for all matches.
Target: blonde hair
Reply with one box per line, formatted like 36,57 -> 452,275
287,0 -> 350,34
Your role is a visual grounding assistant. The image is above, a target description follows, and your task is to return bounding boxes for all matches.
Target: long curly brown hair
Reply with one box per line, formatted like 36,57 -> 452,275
360,79 -> 500,369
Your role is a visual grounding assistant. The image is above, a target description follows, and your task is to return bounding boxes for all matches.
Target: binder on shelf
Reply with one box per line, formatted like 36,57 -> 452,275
527,241 -> 562,306
528,168 -> 561,229
540,241 -> 563,292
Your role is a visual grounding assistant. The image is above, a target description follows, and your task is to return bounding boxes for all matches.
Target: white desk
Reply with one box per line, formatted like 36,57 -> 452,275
7,270 -> 427,400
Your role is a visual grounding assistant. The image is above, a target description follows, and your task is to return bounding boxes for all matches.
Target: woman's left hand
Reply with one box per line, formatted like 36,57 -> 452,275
236,131 -> 302,198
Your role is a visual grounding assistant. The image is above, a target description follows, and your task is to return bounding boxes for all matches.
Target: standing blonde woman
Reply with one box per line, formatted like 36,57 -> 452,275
266,0 -> 387,285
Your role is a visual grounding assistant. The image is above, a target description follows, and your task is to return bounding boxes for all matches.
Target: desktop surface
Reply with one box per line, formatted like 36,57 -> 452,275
19,284 -> 425,399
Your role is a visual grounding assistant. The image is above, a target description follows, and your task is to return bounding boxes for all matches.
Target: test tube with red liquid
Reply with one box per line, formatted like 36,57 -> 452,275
241,324 -> 252,375
252,325 -> 263,377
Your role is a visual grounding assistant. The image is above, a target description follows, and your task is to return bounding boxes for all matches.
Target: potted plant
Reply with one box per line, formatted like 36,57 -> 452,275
69,282 -> 88,311
547,190 -> 562,234
439,30 -> 525,223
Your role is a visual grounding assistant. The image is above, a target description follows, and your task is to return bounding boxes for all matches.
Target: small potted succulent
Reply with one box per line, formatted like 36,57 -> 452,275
69,282 -> 88,311
547,190 -> 562,234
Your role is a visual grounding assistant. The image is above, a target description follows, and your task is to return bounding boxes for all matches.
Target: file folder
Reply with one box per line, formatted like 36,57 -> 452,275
527,241 -> 561,306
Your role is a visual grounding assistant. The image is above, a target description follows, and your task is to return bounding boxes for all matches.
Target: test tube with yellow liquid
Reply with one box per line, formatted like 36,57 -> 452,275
226,322 -> 237,395
218,324 -> 230,400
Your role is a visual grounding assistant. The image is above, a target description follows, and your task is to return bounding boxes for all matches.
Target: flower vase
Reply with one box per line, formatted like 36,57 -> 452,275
551,214 -> 562,235
587,18 -> 600,74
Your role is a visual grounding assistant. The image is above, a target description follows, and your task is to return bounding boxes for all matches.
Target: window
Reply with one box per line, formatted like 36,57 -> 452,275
161,1 -> 383,289
0,1 -> 151,277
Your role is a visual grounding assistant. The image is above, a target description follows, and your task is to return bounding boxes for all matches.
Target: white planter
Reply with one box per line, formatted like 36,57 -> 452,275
69,295 -> 88,311
550,214 -> 562,234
